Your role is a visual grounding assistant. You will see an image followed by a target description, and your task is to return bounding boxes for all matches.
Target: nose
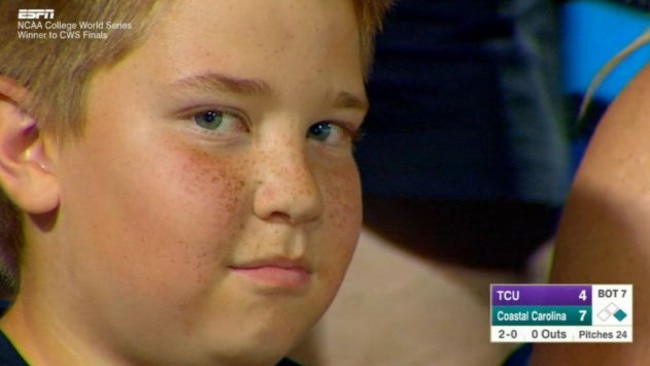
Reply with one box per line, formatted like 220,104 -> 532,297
252,141 -> 324,225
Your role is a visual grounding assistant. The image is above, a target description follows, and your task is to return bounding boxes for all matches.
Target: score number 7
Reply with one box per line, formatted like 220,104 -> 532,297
578,290 -> 588,322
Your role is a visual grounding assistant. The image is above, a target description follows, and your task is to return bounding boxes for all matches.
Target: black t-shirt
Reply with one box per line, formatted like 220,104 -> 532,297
0,301 -> 26,366
0,329 -> 26,366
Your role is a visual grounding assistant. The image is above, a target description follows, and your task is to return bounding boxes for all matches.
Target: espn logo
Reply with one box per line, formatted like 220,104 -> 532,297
18,9 -> 55,20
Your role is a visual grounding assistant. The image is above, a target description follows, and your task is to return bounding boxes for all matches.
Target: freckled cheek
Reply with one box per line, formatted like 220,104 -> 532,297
320,165 -> 362,259
327,163 -> 362,225
171,150 -> 249,241
311,166 -> 361,306
125,148 -> 249,286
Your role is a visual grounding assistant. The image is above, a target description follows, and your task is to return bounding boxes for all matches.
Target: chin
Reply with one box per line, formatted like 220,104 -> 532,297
197,318 -> 309,366
198,339 -> 295,366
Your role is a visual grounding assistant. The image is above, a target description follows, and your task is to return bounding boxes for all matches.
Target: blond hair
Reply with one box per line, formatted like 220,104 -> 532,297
0,0 -> 393,287
579,29 -> 650,122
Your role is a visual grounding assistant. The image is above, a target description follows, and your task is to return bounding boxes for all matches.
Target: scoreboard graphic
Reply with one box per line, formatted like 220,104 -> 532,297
490,284 -> 633,343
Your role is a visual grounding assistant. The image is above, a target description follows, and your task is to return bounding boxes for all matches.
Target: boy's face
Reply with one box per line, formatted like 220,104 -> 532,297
45,0 -> 364,364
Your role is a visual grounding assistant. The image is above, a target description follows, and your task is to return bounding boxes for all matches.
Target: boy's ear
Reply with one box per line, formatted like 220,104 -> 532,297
0,76 -> 59,214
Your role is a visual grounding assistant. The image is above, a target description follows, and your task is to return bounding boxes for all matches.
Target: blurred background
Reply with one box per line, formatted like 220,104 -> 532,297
289,0 -> 650,365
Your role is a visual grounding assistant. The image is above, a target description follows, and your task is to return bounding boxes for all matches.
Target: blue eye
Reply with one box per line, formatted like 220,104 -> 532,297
307,121 -> 356,147
307,122 -> 333,142
194,110 -> 224,130
190,109 -> 247,137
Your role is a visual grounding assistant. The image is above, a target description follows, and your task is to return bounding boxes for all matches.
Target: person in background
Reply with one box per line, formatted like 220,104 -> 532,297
358,0 -> 570,276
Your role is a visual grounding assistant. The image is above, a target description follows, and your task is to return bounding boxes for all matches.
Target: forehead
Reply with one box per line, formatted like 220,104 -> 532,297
129,0 -> 364,93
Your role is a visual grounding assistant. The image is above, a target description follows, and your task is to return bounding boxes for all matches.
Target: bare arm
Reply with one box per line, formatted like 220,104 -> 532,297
531,64 -> 650,365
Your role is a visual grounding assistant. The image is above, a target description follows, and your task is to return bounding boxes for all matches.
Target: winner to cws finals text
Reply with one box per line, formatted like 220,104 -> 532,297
16,9 -> 131,40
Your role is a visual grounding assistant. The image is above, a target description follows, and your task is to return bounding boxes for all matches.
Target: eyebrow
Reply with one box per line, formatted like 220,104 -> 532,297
169,72 -> 368,111
169,72 -> 274,97
332,91 -> 368,112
